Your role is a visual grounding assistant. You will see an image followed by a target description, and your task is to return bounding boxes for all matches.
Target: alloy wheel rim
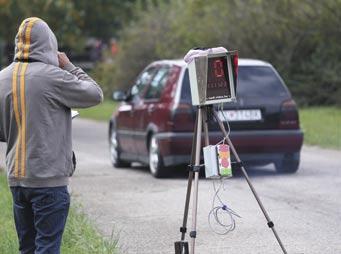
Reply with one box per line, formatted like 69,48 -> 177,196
149,137 -> 159,175
110,130 -> 118,164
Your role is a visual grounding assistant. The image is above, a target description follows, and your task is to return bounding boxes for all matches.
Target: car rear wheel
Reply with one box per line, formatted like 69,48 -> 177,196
149,136 -> 168,178
110,128 -> 130,168
275,153 -> 300,173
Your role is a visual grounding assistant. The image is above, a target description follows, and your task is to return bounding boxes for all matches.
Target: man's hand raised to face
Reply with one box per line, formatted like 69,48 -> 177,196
57,52 -> 70,69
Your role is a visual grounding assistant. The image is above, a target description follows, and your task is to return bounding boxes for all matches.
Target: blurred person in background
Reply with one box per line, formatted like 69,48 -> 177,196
0,17 -> 103,254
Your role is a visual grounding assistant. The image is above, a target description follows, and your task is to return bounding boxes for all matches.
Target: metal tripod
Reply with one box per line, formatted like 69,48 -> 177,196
174,105 -> 288,254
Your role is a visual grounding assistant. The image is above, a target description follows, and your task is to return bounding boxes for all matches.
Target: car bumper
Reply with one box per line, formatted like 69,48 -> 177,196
155,129 -> 304,167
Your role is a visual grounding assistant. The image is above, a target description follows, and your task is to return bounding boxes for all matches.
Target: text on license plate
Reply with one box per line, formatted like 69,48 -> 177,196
218,109 -> 262,122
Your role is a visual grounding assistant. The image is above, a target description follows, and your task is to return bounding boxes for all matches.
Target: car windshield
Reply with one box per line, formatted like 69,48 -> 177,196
181,65 -> 289,102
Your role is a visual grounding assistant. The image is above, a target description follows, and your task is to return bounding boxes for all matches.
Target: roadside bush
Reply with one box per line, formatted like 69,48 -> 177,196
92,1 -> 178,96
93,0 -> 341,106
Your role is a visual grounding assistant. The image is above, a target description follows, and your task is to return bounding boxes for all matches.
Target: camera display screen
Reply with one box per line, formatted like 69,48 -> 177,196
206,56 -> 231,101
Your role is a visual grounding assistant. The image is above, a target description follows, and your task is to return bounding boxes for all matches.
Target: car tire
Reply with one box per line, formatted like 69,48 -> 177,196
149,135 -> 168,178
110,127 -> 130,168
275,153 -> 300,173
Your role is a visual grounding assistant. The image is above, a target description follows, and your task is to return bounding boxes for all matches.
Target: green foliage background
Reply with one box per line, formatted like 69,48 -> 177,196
0,0 -> 136,49
0,0 -> 340,106
93,0 -> 341,106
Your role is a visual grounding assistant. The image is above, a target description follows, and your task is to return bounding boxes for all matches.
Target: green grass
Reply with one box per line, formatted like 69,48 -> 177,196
77,99 -> 117,121
300,107 -> 341,150
0,172 -> 118,254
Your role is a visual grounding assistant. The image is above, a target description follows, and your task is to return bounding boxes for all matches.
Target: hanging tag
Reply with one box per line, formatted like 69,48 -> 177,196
216,144 -> 233,178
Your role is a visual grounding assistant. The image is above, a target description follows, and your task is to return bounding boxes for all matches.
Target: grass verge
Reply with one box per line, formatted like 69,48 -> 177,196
77,99 -> 117,122
300,107 -> 341,150
0,171 -> 118,254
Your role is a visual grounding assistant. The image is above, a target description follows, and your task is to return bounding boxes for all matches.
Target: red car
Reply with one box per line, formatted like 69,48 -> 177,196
109,59 -> 303,177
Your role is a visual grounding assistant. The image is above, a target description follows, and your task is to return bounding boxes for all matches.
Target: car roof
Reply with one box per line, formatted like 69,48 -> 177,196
152,58 -> 272,68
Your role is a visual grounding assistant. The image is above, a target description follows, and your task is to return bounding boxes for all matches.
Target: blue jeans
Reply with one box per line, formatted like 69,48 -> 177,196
10,186 -> 70,254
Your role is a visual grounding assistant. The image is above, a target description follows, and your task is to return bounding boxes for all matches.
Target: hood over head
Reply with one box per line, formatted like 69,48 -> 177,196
14,17 -> 59,66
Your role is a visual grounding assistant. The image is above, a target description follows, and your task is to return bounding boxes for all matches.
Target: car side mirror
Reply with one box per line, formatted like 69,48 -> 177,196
112,91 -> 127,101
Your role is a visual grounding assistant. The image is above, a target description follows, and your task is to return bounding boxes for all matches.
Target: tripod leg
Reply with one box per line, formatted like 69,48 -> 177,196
202,107 -> 210,147
212,110 -> 288,254
175,108 -> 200,254
189,107 -> 204,254
180,171 -> 194,241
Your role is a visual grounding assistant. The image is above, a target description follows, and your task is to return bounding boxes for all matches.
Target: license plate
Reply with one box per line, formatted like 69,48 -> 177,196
218,109 -> 262,122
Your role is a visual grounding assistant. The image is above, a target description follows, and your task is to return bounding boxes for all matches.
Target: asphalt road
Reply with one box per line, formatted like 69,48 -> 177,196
1,118 -> 340,254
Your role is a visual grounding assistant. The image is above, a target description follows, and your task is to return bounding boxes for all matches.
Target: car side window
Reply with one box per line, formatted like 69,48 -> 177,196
180,69 -> 192,103
144,66 -> 170,99
130,67 -> 158,99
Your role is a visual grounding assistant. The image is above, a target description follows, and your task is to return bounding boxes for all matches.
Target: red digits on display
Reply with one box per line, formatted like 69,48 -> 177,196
213,59 -> 224,78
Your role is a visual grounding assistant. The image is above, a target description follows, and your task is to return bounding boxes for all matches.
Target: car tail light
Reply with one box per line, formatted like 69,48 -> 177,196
171,103 -> 195,131
279,99 -> 299,129
232,53 -> 238,80
231,53 -> 238,94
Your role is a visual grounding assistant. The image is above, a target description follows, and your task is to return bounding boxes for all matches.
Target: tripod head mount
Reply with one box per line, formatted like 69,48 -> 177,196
184,47 -> 238,106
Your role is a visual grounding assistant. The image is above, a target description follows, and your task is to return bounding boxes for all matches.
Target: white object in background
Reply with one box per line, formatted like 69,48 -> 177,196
71,110 -> 79,119
184,47 -> 228,64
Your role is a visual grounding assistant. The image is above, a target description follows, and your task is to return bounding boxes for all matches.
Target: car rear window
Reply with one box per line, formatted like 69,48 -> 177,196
180,65 -> 289,102
237,66 -> 288,98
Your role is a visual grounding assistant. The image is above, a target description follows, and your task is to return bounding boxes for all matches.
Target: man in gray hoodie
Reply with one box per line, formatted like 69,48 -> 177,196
0,17 -> 103,253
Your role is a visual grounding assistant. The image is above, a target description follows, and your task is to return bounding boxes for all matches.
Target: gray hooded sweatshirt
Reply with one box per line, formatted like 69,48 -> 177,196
0,17 -> 103,187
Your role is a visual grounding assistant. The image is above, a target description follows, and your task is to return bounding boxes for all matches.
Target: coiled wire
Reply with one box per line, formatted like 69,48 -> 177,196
208,177 -> 241,235
207,103 -> 240,235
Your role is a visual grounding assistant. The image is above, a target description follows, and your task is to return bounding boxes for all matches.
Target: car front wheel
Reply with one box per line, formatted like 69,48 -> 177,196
149,136 -> 168,178
110,128 -> 130,168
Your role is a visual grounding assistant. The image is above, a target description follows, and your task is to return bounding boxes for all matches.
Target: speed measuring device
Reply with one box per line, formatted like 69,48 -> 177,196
184,47 -> 238,106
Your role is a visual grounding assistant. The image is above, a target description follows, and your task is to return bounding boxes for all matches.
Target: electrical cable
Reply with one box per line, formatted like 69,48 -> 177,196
208,179 -> 241,235
208,105 -> 240,235
219,102 -> 231,138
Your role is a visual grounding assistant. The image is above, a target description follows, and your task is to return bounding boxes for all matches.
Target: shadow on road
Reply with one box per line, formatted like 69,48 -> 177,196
115,162 -> 289,180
